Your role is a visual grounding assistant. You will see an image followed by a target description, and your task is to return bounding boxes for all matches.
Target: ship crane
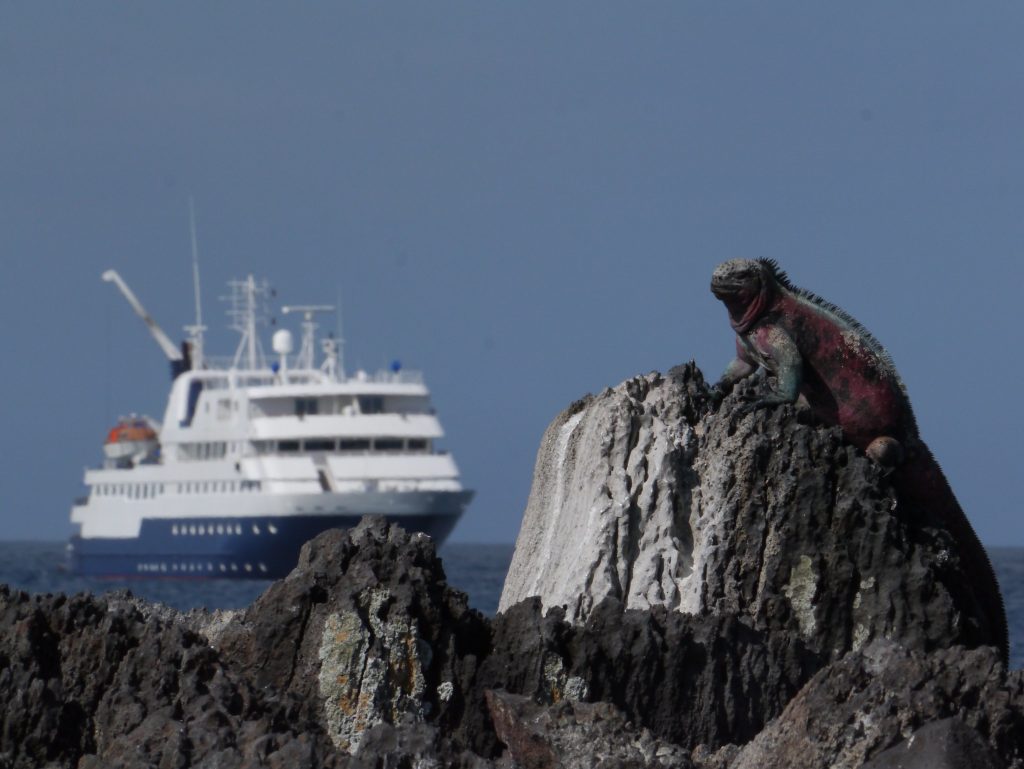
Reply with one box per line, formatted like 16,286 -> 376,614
102,270 -> 187,376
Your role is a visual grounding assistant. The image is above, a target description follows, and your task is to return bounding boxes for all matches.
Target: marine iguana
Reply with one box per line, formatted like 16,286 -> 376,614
710,257 -> 1008,663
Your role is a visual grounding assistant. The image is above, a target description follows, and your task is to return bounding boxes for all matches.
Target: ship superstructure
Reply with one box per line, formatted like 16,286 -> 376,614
68,270 -> 472,578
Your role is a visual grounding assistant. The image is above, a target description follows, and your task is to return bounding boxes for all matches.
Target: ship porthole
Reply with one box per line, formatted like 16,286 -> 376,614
259,563 -> 268,573
171,525 -> 179,536
219,563 -> 227,572
198,525 -> 206,535
244,563 -> 253,572
216,524 -> 224,535
268,523 -> 278,535
252,524 -> 260,535
189,525 -> 197,536
235,524 -> 242,535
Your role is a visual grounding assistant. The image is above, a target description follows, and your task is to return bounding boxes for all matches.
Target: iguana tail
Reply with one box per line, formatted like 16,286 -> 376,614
891,445 -> 1009,664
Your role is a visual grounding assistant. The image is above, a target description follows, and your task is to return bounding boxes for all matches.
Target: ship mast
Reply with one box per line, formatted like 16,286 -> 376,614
225,275 -> 270,371
281,304 -> 335,371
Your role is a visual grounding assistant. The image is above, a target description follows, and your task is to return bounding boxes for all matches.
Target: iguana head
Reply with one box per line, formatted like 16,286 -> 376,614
710,259 -> 778,333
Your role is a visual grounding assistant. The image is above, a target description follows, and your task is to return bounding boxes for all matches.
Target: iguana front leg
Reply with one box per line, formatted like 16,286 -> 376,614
735,326 -> 803,415
711,340 -> 757,407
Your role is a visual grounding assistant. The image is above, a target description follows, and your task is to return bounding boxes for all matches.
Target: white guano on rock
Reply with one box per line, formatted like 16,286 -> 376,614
499,372 -> 700,621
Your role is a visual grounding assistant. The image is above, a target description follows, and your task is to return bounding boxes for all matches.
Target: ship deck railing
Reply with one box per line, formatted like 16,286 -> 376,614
193,358 -> 424,386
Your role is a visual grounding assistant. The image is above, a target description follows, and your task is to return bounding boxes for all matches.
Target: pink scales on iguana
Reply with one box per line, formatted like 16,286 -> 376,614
710,257 -> 1008,663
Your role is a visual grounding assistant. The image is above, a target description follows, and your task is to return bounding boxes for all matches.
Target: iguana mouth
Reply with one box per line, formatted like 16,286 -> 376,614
710,280 -> 747,300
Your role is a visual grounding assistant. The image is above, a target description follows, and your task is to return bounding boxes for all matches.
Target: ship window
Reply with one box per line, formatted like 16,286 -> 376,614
278,440 -> 300,452
304,439 -> 335,452
339,439 -> 370,451
374,438 -> 403,452
408,439 -> 428,451
358,396 -> 384,414
295,398 -> 318,417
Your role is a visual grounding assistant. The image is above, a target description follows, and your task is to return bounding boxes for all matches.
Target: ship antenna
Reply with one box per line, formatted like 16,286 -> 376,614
281,304 -> 335,370
336,287 -> 346,380
184,197 -> 206,369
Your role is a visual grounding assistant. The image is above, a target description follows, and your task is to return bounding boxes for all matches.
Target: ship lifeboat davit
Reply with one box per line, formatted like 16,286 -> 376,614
104,416 -> 159,461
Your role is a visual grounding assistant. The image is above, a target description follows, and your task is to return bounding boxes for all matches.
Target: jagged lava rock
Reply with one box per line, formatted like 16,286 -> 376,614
499,363 -> 1004,660
0,518 -> 492,768
478,596 -> 817,751
0,587 -> 346,769
723,640 -> 1024,769
213,517 -> 492,756
485,689 -> 694,769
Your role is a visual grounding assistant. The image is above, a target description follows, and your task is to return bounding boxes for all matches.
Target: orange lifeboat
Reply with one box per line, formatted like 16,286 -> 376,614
103,417 -> 159,461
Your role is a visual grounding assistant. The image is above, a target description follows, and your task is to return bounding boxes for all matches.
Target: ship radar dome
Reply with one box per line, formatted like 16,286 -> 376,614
272,329 -> 294,355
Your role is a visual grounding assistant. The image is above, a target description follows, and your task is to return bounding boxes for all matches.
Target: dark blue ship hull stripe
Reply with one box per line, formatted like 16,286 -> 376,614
68,513 -> 461,580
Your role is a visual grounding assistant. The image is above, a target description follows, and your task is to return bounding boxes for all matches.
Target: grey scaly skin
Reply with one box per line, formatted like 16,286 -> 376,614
710,258 -> 1008,663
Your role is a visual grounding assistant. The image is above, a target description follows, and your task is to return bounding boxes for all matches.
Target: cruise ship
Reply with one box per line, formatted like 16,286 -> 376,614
68,269 -> 473,578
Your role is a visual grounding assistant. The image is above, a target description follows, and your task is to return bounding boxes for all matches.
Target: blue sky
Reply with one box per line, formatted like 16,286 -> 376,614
1,3 -> 1022,544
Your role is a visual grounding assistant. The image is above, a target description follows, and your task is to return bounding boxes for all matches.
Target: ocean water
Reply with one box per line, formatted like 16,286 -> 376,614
2,542 -> 1021,669
0,541 -> 515,618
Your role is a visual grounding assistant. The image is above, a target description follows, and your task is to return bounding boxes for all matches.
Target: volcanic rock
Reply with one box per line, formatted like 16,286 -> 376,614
484,689 -> 694,769
500,363 -> 1004,661
0,519 -> 490,768
0,586 -> 346,769
478,597 -> 817,750
861,718 -> 1004,769
724,640 -> 1024,769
